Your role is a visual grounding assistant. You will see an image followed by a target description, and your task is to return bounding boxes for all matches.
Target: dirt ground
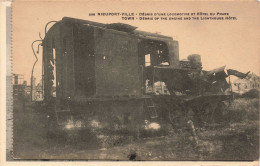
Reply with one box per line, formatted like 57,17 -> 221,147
12,97 -> 259,161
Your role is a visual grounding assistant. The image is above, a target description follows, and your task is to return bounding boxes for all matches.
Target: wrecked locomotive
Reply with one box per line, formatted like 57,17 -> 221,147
33,17 -> 240,134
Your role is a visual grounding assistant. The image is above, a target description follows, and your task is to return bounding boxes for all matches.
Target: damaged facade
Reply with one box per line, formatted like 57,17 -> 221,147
232,73 -> 260,93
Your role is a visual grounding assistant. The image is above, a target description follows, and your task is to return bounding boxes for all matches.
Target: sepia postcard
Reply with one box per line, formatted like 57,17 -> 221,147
0,0 -> 260,165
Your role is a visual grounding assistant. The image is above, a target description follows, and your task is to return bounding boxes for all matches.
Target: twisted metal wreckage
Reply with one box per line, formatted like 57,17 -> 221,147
31,17 -> 250,137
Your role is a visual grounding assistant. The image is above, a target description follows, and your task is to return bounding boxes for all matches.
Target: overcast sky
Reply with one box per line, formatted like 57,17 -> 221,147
12,1 -> 260,84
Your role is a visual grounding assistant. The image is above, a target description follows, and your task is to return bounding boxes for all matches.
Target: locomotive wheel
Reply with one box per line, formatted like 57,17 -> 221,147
201,103 -> 211,124
214,101 -> 229,122
168,104 -> 185,129
185,106 -> 195,122
199,100 -> 229,125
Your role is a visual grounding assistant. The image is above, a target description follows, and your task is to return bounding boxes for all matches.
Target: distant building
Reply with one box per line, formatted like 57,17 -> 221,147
13,74 -> 44,102
232,73 -> 260,94
13,74 -> 28,102
32,79 -> 44,101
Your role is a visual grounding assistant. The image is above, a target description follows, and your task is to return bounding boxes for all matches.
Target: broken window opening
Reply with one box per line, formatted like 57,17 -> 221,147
147,41 -> 169,66
145,54 -> 151,67
139,40 -> 170,95
51,46 -> 57,97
